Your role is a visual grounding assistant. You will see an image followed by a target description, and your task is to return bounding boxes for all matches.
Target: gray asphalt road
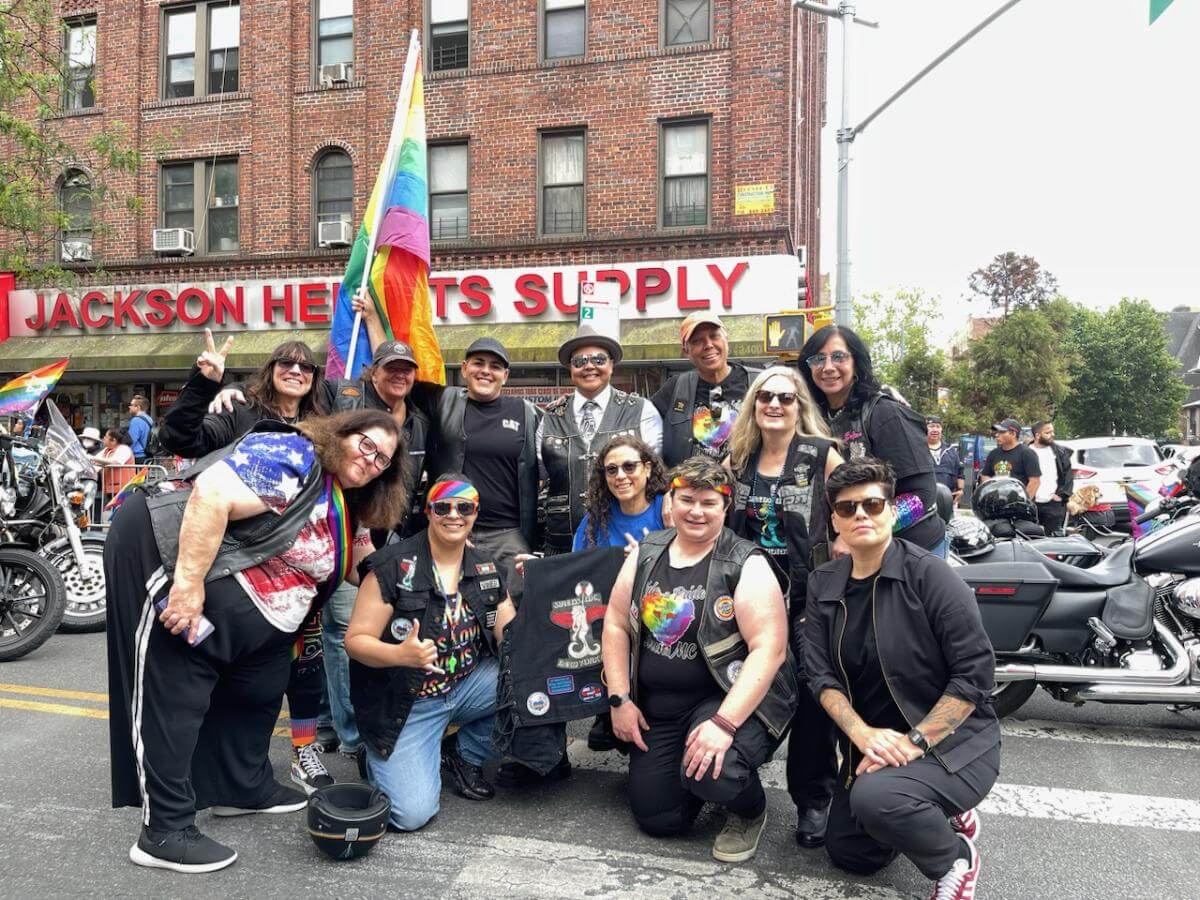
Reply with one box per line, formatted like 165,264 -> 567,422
2,632 -> 1198,899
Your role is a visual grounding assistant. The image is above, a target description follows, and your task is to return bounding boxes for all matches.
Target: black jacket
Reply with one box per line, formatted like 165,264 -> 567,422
805,538 -> 999,774
1045,442 -> 1075,500
158,369 -> 275,458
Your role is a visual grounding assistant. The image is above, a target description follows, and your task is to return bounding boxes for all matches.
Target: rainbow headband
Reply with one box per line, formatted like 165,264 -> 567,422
670,475 -> 733,497
427,480 -> 480,505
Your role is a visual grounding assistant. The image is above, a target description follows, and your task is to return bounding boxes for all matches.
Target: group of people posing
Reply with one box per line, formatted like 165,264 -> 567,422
105,300 -> 999,900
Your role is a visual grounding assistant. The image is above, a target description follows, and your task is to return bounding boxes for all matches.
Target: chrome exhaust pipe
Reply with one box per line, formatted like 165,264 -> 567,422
993,622 -> 1189,686
1067,683 -> 1200,703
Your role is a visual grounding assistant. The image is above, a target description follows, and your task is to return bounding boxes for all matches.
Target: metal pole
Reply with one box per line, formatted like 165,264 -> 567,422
834,3 -> 854,326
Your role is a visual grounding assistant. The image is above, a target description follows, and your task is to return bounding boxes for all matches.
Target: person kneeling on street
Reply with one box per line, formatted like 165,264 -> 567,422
602,456 -> 796,863
805,458 -> 1000,900
347,474 -> 516,831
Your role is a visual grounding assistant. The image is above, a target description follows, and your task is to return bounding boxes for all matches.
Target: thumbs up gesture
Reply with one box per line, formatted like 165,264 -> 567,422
397,620 -> 443,674
197,328 -> 234,383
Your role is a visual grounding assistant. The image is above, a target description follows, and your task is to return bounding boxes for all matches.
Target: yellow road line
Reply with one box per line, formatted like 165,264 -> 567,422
0,682 -> 108,703
0,697 -> 108,719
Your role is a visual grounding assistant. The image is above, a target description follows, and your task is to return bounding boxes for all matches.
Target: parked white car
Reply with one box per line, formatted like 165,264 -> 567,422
1057,437 -> 1176,528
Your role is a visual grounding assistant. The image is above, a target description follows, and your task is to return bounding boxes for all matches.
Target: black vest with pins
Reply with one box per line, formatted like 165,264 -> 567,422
661,364 -> 762,468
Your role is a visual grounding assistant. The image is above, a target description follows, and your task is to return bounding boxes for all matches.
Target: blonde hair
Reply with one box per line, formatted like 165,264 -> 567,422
727,365 -> 831,474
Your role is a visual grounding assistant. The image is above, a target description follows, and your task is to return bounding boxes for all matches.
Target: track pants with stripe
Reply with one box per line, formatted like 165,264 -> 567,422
106,492 -> 295,833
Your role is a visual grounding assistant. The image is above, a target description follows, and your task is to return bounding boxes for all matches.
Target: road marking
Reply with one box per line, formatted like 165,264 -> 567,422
0,682 -> 107,703
1003,718 -> 1200,751
0,697 -> 108,720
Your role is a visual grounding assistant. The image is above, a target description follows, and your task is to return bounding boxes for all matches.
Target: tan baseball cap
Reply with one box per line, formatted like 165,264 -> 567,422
680,312 -> 725,344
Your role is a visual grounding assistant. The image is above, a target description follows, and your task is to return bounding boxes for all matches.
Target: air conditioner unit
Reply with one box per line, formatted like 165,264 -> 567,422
319,63 -> 353,87
153,228 -> 195,256
318,219 -> 353,248
61,239 -> 93,262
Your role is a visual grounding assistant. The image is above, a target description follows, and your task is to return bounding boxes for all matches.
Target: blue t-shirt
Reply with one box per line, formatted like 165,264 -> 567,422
573,493 -> 667,550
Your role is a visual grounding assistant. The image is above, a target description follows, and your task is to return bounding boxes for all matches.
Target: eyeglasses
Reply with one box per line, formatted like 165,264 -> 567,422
354,433 -> 392,471
272,358 -> 318,376
755,390 -> 798,407
831,497 -> 889,519
805,350 -> 852,369
604,460 -> 644,477
430,499 -> 478,518
571,352 -> 610,369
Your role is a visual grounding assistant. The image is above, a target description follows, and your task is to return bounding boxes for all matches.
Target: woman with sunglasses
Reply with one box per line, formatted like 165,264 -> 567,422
347,473 -> 516,831
158,330 -> 341,794
805,458 -> 998,900
796,325 -> 944,557
107,409 -> 406,873
724,365 -> 844,850
573,435 -> 672,551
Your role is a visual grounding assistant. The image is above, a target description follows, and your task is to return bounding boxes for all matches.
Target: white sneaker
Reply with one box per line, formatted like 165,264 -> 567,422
290,743 -> 335,795
929,837 -> 980,900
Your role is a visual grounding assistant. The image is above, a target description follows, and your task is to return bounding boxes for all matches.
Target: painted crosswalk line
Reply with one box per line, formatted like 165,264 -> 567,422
1002,717 -> 1200,751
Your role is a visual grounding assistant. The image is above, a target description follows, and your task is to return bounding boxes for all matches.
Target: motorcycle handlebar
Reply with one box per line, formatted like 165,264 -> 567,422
1135,508 -> 1159,525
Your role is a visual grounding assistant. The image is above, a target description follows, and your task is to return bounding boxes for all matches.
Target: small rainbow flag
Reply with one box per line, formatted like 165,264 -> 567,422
105,467 -> 148,514
326,31 -> 444,384
0,359 -> 69,416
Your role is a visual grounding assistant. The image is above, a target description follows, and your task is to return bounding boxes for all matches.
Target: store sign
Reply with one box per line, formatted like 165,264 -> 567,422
3,255 -> 800,337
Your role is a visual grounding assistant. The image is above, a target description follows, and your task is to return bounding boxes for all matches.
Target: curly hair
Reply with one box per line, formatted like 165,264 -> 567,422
582,435 -> 667,548
298,409 -> 408,530
726,365 -> 831,475
244,340 -> 329,420
796,325 -> 882,415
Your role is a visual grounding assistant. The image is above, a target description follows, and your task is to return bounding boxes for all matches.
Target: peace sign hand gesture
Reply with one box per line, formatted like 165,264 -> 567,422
197,328 -> 234,383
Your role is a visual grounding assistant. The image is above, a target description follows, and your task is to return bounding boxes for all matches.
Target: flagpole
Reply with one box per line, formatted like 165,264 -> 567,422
345,27 -> 421,377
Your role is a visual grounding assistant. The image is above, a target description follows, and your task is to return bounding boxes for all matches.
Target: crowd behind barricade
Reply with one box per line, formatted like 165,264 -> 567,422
102,300 -> 998,899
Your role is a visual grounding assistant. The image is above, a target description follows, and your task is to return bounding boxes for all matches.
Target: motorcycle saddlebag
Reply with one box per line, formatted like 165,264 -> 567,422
956,561 -> 1057,652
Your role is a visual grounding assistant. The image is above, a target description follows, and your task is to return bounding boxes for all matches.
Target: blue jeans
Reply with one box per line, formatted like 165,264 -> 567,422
321,582 -> 361,751
365,656 -> 500,831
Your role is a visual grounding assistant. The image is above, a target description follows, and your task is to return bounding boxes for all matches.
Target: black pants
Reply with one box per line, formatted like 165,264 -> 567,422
629,695 -> 776,836
786,681 -> 838,811
106,492 -> 296,833
1037,500 -> 1067,536
826,744 -> 1000,880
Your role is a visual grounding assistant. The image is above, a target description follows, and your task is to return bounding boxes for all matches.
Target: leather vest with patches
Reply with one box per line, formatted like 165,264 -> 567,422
661,364 -> 762,468
541,390 -> 643,551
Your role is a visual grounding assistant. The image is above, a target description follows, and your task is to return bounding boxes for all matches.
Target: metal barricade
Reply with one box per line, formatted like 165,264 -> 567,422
91,462 -> 172,527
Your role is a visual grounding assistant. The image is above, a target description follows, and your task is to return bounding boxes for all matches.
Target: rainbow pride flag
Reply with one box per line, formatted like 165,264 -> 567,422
0,359 -> 69,416
326,34 -> 444,384
105,467 -> 148,514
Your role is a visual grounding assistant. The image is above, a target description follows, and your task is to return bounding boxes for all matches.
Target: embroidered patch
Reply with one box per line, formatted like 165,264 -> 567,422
550,580 -> 606,670
726,660 -> 744,684
502,418 -> 520,432
579,684 -> 604,702
341,387 -> 361,398
399,557 -> 417,591
547,675 -> 575,696
479,577 -> 501,591
526,692 -> 550,716
389,617 -> 414,642
475,562 -> 497,576
673,399 -> 687,413
714,595 -> 735,622
485,610 -> 497,628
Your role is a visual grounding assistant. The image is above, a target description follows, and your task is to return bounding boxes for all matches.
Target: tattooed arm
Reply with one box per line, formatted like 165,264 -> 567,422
820,689 -> 915,772
915,693 -> 975,747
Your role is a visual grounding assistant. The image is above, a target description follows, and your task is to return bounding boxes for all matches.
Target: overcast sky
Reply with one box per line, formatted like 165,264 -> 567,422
817,0 -> 1200,340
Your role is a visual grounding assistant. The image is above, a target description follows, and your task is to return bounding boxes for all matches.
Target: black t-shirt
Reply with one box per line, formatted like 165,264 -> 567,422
982,444 -> 1041,487
842,574 -> 909,733
637,551 -> 719,719
652,366 -> 751,460
743,471 -> 788,592
860,400 -> 943,550
463,396 -> 526,529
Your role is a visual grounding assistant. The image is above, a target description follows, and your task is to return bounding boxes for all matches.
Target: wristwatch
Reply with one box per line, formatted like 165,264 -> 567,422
906,727 -> 931,754
608,693 -> 630,709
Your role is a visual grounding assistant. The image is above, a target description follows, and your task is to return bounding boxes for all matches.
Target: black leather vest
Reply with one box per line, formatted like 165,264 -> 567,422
541,389 -> 643,551
350,531 -> 505,759
628,527 -> 798,739
661,364 -> 761,468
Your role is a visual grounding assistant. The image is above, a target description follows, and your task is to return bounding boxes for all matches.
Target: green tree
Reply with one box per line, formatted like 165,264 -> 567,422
1058,298 -> 1187,437
853,288 -> 947,412
0,1 -> 139,284
968,251 -> 1059,317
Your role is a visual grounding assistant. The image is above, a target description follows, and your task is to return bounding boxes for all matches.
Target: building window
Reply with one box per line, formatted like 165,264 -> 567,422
543,0 -> 585,60
540,131 -> 584,235
162,2 -> 240,100
429,0 -> 468,72
662,0 -> 710,46
160,158 -> 239,254
59,171 -> 93,260
661,119 -> 709,227
314,150 -> 353,244
64,19 -> 96,110
429,142 -> 468,240
316,0 -> 354,75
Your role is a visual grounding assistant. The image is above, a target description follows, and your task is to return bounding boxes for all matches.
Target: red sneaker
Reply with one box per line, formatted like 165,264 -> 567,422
929,837 -> 980,900
949,808 -> 980,840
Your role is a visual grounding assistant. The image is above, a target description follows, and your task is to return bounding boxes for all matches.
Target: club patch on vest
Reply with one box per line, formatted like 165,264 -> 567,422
550,580 -> 607,670
714,595 -> 735,622
341,387 -> 361,398
475,562 -> 497,576
399,557 -> 417,591
527,692 -> 550,716
673,399 -> 687,413
579,683 -> 604,702
479,577 -> 500,591
390,617 -> 414,642
485,610 -> 497,628
546,675 -> 575,695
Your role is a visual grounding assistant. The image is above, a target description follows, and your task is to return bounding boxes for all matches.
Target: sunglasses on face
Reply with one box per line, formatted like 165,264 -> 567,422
430,499 -> 478,518
832,497 -> 889,519
604,460 -> 644,477
805,350 -> 852,369
272,358 -> 318,376
571,352 -> 610,369
354,433 -> 392,471
755,390 -> 798,407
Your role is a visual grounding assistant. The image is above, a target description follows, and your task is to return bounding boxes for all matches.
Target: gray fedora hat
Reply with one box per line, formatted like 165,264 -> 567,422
557,324 -> 622,368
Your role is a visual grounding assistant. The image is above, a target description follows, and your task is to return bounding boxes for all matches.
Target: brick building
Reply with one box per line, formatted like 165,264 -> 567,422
0,0 -> 826,429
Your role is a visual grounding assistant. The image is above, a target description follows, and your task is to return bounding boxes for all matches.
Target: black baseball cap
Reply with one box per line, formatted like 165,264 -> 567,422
464,337 -> 511,368
372,339 -> 417,367
926,415 -> 942,425
992,418 -> 1021,434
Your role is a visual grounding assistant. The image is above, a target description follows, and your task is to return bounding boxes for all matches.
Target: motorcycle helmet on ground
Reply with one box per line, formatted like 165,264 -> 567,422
308,783 -> 391,861
947,516 -> 994,558
973,477 -> 1037,523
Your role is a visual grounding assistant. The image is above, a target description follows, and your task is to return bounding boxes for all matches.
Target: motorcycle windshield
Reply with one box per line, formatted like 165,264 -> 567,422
39,399 -> 98,481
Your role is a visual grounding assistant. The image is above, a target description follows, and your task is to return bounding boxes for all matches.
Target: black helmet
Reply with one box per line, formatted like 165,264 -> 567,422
973,477 -> 1036,523
947,516 -> 994,558
307,783 -> 390,861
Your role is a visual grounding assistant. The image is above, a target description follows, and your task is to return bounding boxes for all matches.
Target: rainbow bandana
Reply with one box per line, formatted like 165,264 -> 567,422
670,475 -> 732,497
427,479 -> 480,506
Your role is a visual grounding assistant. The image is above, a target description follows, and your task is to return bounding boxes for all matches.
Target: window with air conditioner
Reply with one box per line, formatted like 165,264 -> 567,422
429,142 -> 468,240
64,18 -> 96,110
162,2 -> 239,100
661,119 -> 709,228
543,0 -> 585,61
160,158 -> 238,255
540,131 -> 584,236
314,150 -> 353,247
59,170 -> 93,262
316,0 -> 353,80
429,0 -> 468,72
